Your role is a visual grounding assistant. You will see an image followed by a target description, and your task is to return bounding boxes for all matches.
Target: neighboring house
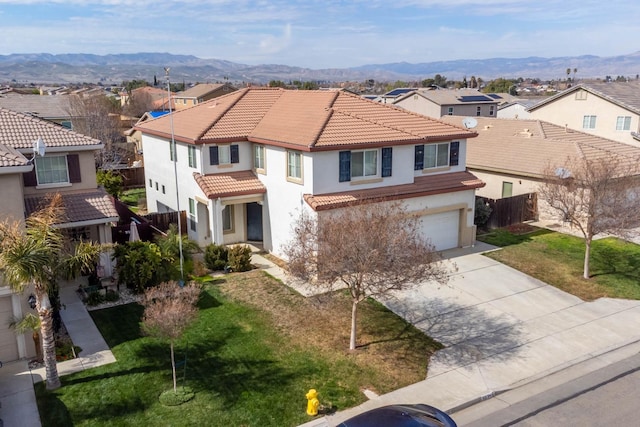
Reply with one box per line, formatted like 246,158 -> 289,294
126,110 -> 170,154
0,92 -> 74,128
497,99 -> 537,119
393,88 -> 500,119
0,108 -> 118,363
377,88 -> 418,104
136,88 -> 484,259
120,86 -> 172,111
173,83 -> 237,110
439,116 -> 640,219
527,81 -> 640,146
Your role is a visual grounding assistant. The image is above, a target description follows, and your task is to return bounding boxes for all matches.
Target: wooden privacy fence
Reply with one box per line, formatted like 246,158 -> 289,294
118,166 -> 145,189
478,193 -> 538,229
143,210 -> 188,235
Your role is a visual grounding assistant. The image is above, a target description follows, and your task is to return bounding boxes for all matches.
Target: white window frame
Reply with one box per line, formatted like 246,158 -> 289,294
424,142 -> 450,169
616,116 -> 632,131
582,115 -> 597,129
188,198 -> 196,231
188,145 -> 196,168
489,105 -> 495,116
287,150 -> 303,182
218,145 -> 231,165
222,205 -> 234,232
447,107 -> 454,116
351,149 -> 378,179
35,155 -> 69,185
254,145 -> 266,172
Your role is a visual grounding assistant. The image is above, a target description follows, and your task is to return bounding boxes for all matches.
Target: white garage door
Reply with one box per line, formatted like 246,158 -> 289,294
419,210 -> 460,251
0,295 -> 19,362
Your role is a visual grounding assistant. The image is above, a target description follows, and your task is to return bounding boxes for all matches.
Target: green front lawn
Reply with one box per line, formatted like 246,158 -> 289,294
478,227 -> 640,300
36,271 -> 442,426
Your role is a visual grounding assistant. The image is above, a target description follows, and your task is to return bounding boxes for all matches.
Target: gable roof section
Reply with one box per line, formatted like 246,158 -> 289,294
527,81 -> 640,115
177,83 -> 235,99
136,87 -> 476,150
0,94 -> 72,119
0,107 -> 101,151
304,171 -> 484,211
0,143 -> 30,167
440,116 -> 640,178
396,88 -> 500,106
193,171 -> 266,199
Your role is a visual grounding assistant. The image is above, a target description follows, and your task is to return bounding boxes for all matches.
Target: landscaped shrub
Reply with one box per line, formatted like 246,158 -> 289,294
474,197 -> 493,228
86,290 -> 105,306
228,245 -> 252,272
112,241 -> 168,292
104,289 -> 120,302
204,244 -> 228,271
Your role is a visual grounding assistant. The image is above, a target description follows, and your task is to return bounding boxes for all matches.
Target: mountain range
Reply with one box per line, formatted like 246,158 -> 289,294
1,52 -> 639,85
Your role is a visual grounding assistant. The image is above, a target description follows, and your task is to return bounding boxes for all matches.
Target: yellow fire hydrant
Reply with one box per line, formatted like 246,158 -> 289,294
306,389 -> 320,416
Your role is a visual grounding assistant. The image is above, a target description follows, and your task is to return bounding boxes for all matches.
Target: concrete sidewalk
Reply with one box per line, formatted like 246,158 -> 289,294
0,280 -> 115,427
298,243 -> 640,426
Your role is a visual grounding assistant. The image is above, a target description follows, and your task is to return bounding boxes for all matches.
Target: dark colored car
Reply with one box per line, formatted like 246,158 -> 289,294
336,404 -> 457,427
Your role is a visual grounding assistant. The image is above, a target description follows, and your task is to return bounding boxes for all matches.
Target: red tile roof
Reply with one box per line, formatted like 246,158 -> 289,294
24,188 -> 118,225
304,171 -> 484,211
193,171 -> 266,199
136,88 -> 476,150
0,107 -> 101,151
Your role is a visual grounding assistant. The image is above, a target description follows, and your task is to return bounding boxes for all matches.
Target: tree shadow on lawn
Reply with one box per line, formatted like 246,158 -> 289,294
381,296 -> 525,372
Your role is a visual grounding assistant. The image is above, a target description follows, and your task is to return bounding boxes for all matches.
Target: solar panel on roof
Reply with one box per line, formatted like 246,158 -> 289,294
385,88 -> 416,97
487,94 -> 503,99
458,95 -> 493,102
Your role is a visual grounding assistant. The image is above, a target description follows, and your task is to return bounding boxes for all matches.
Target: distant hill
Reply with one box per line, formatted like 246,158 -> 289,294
1,52 -> 639,85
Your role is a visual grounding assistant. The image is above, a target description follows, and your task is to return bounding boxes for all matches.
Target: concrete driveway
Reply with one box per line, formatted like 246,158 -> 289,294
310,242 -> 640,426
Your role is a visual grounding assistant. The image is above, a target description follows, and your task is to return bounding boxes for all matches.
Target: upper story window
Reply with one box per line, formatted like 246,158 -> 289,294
36,156 -> 69,184
616,116 -> 632,131
489,106 -> 495,116
169,141 -> 177,161
582,115 -> 597,129
447,107 -> 454,116
339,148 -> 392,182
476,106 -> 481,116
188,198 -> 196,231
575,90 -> 588,100
210,144 -> 239,166
287,150 -> 303,181
188,146 -> 197,168
414,141 -> 459,171
254,145 -> 266,172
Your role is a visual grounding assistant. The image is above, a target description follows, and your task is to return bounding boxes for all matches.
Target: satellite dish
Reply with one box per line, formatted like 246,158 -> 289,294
462,117 -> 478,129
33,137 -> 46,157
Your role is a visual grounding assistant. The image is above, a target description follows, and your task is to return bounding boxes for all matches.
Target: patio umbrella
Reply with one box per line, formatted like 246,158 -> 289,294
129,220 -> 140,242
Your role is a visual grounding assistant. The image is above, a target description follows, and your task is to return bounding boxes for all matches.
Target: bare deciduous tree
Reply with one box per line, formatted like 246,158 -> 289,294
539,154 -> 640,279
123,90 -> 155,118
141,281 -> 200,392
284,201 -> 451,351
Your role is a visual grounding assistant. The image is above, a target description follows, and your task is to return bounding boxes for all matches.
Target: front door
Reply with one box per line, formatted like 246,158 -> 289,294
246,202 -> 263,241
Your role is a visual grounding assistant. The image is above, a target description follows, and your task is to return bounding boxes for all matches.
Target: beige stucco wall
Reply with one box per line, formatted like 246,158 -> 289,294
0,174 -> 27,223
471,169 -> 540,200
529,89 -> 640,146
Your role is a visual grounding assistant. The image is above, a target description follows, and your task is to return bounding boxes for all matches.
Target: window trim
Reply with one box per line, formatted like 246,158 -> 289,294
222,205 -> 234,233
286,150 -> 303,183
582,115 -> 597,129
35,155 -> 70,186
616,116 -> 632,131
415,142 -> 458,171
188,198 -> 196,232
350,149 -> 378,179
188,145 -> 197,168
447,106 -> 454,116
254,144 -> 266,173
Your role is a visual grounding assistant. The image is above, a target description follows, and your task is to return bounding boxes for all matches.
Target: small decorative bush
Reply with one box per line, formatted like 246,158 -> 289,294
86,290 -> 105,306
204,244 -> 228,271
228,245 -> 252,272
159,386 -> 195,406
104,289 -> 120,302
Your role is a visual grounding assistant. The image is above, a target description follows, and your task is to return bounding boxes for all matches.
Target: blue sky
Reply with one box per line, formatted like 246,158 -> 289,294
0,0 -> 638,69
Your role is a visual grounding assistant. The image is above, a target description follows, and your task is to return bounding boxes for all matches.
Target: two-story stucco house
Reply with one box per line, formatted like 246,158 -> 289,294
173,83 -> 237,111
527,81 -> 640,147
0,108 -> 118,363
393,88 -> 501,119
136,88 -> 484,258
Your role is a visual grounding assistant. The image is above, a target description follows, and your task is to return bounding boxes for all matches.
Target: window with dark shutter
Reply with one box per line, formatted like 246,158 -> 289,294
414,145 -> 424,170
209,146 -> 219,165
449,141 -> 459,166
339,151 -> 351,182
382,147 -> 392,177
230,144 -> 239,164
67,154 -> 81,183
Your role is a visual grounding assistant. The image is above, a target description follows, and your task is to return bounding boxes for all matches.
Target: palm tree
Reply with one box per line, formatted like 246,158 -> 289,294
0,194 -> 102,390
9,313 -> 43,362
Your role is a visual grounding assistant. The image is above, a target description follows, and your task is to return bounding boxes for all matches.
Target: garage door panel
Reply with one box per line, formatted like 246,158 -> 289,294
419,210 -> 459,251
0,296 -> 19,362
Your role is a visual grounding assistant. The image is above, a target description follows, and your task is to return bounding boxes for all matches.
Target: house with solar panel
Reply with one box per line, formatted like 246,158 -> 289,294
0,107 -> 118,364
393,88 -> 502,120
135,87 -> 485,258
